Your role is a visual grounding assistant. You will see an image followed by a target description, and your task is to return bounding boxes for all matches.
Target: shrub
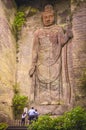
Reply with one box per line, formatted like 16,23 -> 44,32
13,11 -> 25,31
52,116 -> 64,130
13,11 -> 25,41
28,115 -> 53,130
12,94 -> 28,119
28,106 -> 86,130
0,123 -> 8,130
63,106 -> 86,130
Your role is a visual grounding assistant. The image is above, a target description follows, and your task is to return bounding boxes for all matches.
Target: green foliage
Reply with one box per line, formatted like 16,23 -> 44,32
13,11 -> 25,32
13,11 -> 25,41
13,6 -> 38,33
12,94 -> 28,119
13,6 -> 38,41
52,116 -> 64,130
28,106 -> 86,130
63,106 -> 86,130
28,115 -> 53,130
0,123 -> 8,130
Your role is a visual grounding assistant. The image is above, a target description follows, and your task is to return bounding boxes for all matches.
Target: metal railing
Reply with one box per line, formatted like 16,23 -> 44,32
9,119 -> 29,126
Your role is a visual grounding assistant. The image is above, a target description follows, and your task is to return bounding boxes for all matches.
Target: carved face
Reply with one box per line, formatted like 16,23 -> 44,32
42,12 -> 55,26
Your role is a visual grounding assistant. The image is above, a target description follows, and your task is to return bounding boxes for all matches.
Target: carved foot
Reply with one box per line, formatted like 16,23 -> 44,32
40,101 -> 51,105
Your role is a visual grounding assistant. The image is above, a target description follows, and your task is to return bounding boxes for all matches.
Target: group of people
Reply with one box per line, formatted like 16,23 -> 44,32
21,107 -> 39,125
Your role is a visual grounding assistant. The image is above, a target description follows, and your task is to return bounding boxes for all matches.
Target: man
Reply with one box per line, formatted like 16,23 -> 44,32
29,4 -> 72,105
28,107 -> 35,123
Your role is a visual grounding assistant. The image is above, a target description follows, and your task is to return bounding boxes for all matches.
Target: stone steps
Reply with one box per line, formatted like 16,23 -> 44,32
6,126 -> 27,130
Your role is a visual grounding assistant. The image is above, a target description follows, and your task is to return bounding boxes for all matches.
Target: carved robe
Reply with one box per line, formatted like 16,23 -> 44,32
31,24 -> 69,104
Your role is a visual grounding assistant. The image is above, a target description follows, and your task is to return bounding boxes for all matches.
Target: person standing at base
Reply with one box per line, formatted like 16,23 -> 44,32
28,107 -> 35,123
34,109 -> 39,120
21,112 -> 27,125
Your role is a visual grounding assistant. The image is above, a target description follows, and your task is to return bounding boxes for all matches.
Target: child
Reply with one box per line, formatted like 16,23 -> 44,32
21,112 -> 27,125
34,109 -> 39,120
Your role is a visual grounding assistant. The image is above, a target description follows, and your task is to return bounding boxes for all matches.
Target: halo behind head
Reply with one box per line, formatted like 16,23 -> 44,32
44,4 -> 54,12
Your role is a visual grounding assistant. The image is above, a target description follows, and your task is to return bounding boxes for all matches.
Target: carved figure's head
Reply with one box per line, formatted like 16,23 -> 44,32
42,4 -> 55,27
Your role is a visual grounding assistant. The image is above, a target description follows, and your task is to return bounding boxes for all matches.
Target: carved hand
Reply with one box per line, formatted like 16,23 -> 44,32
66,23 -> 73,38
29,66 -> 36,77
66,16 -> 73,38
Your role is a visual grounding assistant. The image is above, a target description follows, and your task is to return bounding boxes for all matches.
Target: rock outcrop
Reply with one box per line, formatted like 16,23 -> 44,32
0,0 -> 16,122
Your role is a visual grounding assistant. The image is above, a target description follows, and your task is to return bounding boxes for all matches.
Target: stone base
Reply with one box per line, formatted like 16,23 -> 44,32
30,103 -> 72,116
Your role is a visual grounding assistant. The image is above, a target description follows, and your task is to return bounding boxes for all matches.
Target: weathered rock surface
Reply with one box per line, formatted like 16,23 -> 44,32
0,0 -> 16,122
17,0 -> 86,115
0,0 -> 86,121
71,1 -> 86,106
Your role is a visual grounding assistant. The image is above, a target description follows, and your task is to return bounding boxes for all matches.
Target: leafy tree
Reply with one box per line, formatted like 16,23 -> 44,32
12,94 -> 28,119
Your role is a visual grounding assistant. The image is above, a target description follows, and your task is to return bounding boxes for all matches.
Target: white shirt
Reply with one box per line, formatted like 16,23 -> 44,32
28,109 -> 35,116
34,111 -> 39,116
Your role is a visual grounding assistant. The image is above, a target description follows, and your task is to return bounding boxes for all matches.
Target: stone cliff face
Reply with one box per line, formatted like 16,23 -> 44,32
17,0 -> 86,114
0,0 -> 86,122
62,0 -> 86,109
0,0 -> 16,122
17,13 -> 42,97
71,1 -> 86,106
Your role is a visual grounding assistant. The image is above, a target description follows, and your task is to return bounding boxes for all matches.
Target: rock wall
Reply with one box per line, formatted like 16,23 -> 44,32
0,0 -> 16,122
17,13 -> 42,98
61,0 -> 86,108
17,0 -> 86,114
0,0 -> 86,121
17,0 -> 72,114
71,1 -> 86,106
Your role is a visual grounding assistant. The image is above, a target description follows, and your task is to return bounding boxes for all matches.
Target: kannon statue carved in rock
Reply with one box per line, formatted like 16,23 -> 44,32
29,4 -> 72,105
